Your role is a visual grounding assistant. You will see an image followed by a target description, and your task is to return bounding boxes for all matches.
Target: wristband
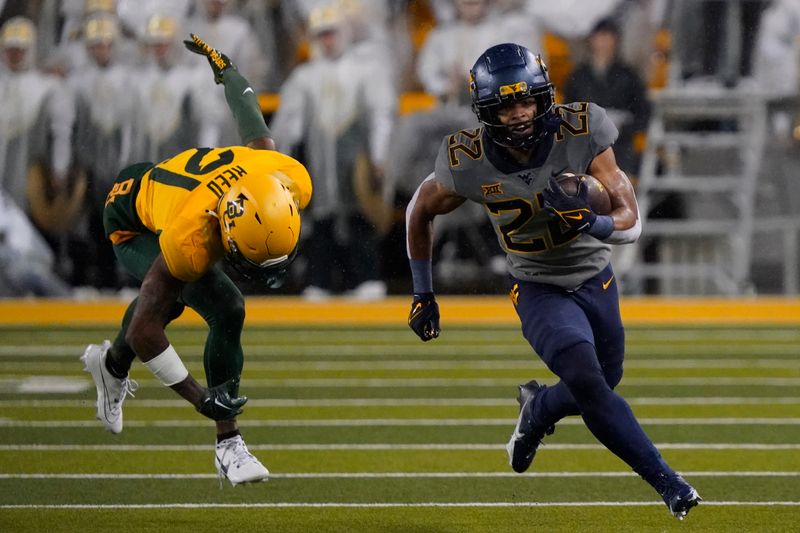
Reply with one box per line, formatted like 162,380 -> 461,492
410,258 -> 433,294
587,215 -> 614,240
143,345 -> 189,386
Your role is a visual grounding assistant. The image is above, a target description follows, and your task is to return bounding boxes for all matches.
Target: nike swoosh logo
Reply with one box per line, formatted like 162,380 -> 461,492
214,398 -> 231,409
602,275 -> 615,290
243,87 -> 254,95
565,214 -> 584,221
409,303 -> 423,322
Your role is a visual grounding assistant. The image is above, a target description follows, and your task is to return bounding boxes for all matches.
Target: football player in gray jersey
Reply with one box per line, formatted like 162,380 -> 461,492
405,43 -> 701,519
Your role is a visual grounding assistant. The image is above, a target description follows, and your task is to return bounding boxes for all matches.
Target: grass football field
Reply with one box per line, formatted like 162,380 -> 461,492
1,314 -> 799,532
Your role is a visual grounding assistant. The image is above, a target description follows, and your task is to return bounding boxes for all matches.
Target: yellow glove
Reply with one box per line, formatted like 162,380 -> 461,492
183,33 -> 234,84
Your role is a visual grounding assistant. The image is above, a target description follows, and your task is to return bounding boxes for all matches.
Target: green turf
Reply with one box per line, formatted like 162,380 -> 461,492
1,324 -> 799,532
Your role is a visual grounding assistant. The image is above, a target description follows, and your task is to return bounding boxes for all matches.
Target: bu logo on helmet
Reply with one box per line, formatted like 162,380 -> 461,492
226,194 -> 247,220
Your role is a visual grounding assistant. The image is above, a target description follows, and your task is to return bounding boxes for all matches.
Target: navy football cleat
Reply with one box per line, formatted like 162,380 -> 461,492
655,473 -> 702,519
506,380 -> 554,473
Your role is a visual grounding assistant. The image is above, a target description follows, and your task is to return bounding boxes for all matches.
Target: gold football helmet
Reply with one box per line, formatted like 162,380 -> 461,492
217,174 -> 301,284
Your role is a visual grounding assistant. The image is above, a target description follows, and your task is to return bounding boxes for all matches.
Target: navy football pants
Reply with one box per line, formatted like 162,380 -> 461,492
512,264 -> 672,480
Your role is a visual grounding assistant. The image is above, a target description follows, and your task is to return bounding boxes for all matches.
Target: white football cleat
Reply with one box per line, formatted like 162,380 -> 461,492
215,435 -> 269,486
80,340 -> 137,434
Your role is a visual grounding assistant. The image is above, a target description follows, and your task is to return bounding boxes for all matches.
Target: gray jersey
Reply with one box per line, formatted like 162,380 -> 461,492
433,102 -> 618,289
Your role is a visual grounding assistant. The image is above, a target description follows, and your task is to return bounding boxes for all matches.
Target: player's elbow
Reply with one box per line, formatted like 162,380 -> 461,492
247,137 -> 276,150
604,216 -> 642,244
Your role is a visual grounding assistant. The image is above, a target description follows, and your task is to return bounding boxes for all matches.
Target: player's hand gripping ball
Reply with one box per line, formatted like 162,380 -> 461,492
542,173 -> 611,232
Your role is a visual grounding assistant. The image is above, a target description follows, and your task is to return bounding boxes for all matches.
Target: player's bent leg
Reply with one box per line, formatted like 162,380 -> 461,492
552,341 -> 701,518
180,266 -> 270,483
80,339 -> 138,433
181,265 -> 245,391
506,380 -> 554,473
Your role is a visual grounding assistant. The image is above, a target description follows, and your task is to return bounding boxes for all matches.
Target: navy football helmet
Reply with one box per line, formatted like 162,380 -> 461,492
469,43 -> 557,149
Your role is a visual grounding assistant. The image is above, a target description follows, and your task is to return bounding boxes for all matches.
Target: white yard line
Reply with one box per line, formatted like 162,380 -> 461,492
5,377 -> 799,388
2,417 -> 800,428
2,443 -> 799,451
2,344 -> 800,357
1,501 -> 799,509
2,396 -> 799,408
1,471 -> 798,480
4,359 -> 800,370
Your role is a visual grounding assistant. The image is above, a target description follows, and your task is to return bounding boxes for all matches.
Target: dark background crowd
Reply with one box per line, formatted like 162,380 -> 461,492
0,0 -> 798,299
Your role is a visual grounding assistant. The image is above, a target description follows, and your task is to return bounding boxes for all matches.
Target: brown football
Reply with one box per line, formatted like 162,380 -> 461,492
555,173 -> 612,215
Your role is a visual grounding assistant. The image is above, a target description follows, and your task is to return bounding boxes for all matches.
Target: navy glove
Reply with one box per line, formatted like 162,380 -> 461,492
408,292 -> 440,341
196,378 -> 247,421
541,176 -> 596,232
183,33 -> 235,84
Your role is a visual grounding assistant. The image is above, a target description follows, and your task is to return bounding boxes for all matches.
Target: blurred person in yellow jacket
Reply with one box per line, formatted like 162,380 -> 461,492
80,35 -> 312,486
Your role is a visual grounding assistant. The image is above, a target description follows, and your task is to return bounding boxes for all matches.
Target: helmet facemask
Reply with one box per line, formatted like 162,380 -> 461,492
469,44 -> 559,149
472,84 -> 555,149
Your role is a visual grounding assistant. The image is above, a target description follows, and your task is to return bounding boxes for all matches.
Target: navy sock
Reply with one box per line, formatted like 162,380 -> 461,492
538,381 -> 580,426
551,342 -> 674,480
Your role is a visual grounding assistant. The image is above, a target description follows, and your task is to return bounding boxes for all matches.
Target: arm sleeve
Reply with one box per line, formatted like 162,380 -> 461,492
222,68 -> 271,144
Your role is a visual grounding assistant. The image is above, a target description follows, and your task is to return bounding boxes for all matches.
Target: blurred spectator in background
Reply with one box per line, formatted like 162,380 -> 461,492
752,0 -> 800,220
115,0 -> 191,40
186,0 -> 270,90
0,16 -> 76,216
133,14 -> 205,162
271,3 -> 396,300
753,0 -> 800,98
417,0 -> 544,103
670,0 -> 767,87
69,13 -> 139,289
0,189 -> 71,296
0,16 -> 85,290
49,0 -> 139,76
525,0 -> 622,40
563,18 -> 650,173
416,0 -> 494,105
185,0 -> 271,148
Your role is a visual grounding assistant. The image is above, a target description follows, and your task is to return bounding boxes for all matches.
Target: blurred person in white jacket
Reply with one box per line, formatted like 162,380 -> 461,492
185,0 -> 272,148
132,14 -> 207,162
0,17 -> 78,234
0,190 -> 71,297
69,13 -> 140,289
753,0 -> 800,98
417,0 -> 543,106
271,3 -> 396,300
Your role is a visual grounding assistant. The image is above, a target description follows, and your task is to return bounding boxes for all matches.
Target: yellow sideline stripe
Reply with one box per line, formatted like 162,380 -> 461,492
0,297 -> 799,326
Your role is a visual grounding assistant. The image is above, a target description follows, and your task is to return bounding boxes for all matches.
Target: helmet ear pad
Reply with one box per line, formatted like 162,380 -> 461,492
218,174 -> 301,267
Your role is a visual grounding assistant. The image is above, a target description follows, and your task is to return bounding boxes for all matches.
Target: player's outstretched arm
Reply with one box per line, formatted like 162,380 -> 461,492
405,175 -> 466,341
126,255 -> 247,418
184,33 -> 275,151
